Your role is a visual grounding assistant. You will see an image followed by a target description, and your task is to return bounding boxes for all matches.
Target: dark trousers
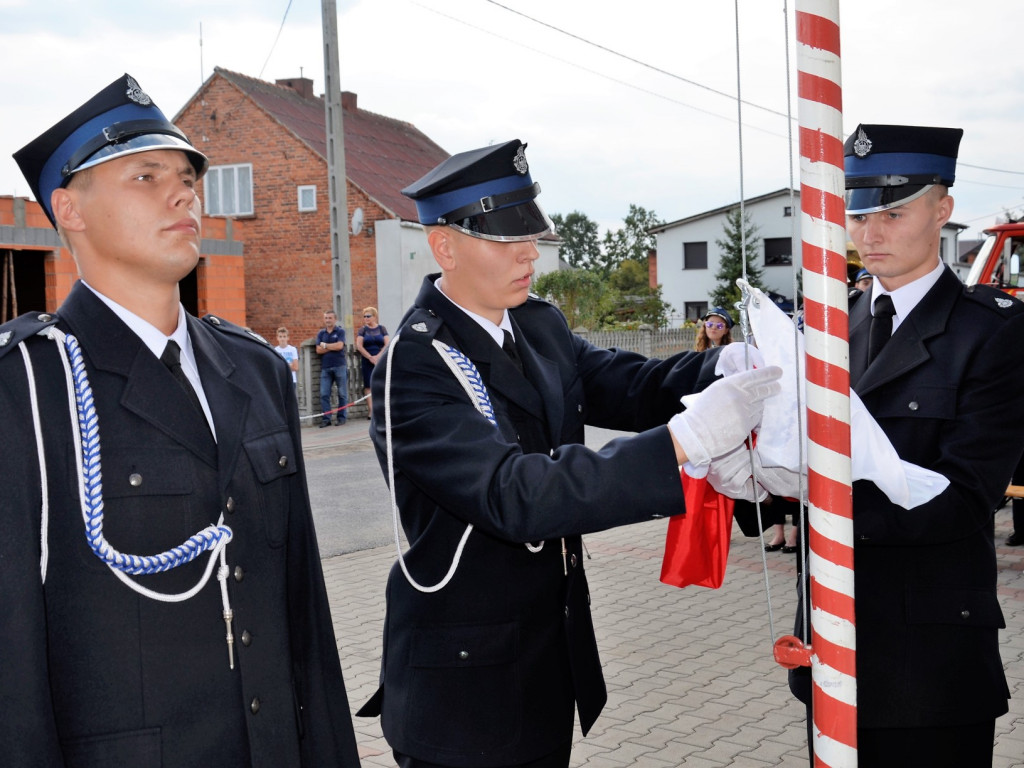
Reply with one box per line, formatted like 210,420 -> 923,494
802,703 -> 995,767
393,744 -> 571,768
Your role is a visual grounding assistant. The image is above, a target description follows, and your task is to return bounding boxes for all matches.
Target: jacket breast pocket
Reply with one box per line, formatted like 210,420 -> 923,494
77,449 -> 194,572
243,428 -> 298,547
871,385 -> 957,421
405,621 -> 521,753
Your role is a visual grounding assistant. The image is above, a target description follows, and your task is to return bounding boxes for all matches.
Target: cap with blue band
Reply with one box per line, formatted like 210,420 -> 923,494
402,139 -> 553,242
844,124 -> 963,215
14,74 -> 208,229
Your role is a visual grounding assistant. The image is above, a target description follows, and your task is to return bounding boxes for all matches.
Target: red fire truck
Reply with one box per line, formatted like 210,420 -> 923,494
964,222 -> 1024,298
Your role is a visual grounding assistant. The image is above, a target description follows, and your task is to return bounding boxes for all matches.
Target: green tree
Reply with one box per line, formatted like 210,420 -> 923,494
710,207 -> 767,315
607,259 -> 673,329
602,204 -> 663,276
550,211 -> 602,269
532,268 -> 617,330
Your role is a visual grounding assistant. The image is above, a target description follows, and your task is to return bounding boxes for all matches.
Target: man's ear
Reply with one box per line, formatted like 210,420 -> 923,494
936,193 -> 954,228
427,227 -> 455,270
51,188 -> 86,233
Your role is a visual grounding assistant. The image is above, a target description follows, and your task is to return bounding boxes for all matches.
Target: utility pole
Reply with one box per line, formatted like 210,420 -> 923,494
321,0 -> 353,345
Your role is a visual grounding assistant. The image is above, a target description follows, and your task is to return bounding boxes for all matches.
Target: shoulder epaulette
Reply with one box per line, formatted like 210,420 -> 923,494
961,284 -> 1024,316
202,314 -> 273,347
0,311 -> 60,361
398,309 -> 443,346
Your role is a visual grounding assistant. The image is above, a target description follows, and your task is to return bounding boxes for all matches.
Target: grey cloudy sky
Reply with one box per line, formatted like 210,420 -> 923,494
2,0 -> 1022,241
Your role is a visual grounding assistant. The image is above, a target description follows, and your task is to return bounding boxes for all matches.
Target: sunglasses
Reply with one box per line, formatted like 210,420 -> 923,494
363,314 -> 374,318
704,321 -> 726,330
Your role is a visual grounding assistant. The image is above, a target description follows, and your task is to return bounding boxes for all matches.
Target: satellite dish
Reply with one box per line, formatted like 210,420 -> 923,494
350,207 -> 364,236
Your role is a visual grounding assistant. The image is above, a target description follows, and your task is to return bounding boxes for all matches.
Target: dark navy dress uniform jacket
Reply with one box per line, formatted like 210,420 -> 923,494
359,274 -> 721,766
0,283 -> 360,767
792,266 -> 1024,730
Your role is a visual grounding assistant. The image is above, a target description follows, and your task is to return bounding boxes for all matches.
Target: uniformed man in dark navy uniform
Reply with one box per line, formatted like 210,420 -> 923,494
355,139 -> 782,768
785,124 -> 1024,767
0,73 -> 360,767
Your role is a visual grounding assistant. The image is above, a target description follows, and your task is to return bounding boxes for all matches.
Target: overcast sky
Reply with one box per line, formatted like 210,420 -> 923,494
3,0 -> 1023,241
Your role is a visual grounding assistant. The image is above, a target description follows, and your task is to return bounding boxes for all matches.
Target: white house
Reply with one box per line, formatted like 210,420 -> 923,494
651,188 -> 965,326
651,189 -> 803,326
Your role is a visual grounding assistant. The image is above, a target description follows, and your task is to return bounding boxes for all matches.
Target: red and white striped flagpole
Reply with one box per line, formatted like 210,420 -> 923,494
795,1 -> 857,765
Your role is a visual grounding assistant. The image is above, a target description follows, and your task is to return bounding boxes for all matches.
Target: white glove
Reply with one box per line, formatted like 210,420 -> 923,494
668,366 -> 783,467
705,445 -> 804,503
706,445 -> 768,502
715,343 -> 765,377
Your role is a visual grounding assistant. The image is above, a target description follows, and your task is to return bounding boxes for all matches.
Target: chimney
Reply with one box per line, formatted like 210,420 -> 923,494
276,77 -> 315,99
341,91 -> 357,110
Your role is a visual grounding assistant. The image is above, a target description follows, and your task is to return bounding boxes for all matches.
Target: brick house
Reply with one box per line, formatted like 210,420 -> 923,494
0,195 -> 246,325
173,67 -> 452,344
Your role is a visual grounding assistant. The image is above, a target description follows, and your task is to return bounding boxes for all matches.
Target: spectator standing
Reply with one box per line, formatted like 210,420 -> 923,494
853,267 -> 874,293
355,306 -> 389,418
316,309 -> 347,427
0,73 -> 359,767
694,306 -> 734,351
274,326 -> 299,384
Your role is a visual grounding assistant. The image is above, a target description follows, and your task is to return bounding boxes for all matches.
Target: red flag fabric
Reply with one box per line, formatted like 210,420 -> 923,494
660,471 -> 735,589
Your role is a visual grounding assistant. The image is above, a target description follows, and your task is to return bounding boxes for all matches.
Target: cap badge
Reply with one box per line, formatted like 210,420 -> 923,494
853,126 -> 872,158
411,322 -> 428,332
125,75 -> 152,107
996,297 -> 1013,309
0,330 -> 11,347
512,145 -> 529,175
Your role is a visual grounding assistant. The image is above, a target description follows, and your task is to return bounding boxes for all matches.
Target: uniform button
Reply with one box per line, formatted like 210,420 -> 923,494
241,630 -> 252,647
908,401 -> 919,411
129,473 -> 143,487
565,607 -> 570,618
961,609 -> 970,620
577,404 -> 583,413
37,313 -> 53,323
278,455 -> 288,468
225,497 -> 236,513
250,697 -> 260,714
210,316 -> 222,325
570,553 -> 577,568
458,650 -> 469,660
233,566 -> 244,582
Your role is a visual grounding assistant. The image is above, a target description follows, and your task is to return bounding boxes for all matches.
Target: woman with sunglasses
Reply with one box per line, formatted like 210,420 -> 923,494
694,307 -> 734,352
356,307 -> 390,418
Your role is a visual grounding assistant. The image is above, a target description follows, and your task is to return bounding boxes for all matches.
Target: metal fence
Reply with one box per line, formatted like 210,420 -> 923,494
295,326 -> 739,425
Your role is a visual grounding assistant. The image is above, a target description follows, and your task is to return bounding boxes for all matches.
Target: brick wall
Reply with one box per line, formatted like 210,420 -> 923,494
177,78 -> 392,346
0,195 -> 246,318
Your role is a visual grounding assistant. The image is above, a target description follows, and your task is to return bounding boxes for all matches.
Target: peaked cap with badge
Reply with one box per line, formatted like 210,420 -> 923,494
402,139 -> 554,242
13,73 -> 208,228
844,123 -> 963,215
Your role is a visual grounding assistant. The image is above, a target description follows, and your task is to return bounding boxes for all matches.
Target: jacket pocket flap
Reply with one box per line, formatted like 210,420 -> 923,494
244,429 -> 298,483
409,622 -> 517,668
907,587 -> 1005,628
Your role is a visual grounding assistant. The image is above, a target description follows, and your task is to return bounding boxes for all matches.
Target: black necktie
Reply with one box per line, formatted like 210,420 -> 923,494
867,294 -> 896,365
161,340 -> 209,424
502,330 -> 524,374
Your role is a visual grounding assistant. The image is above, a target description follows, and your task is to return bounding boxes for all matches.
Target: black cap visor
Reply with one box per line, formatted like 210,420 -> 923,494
845,184 -> 933,215
449,199 -> 554,242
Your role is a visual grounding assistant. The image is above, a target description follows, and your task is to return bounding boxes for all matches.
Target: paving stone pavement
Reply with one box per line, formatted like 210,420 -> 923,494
321,489 -> 1024,767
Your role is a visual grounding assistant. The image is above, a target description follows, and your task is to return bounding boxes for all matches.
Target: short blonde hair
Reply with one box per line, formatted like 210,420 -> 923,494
362,306 -> 378,317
